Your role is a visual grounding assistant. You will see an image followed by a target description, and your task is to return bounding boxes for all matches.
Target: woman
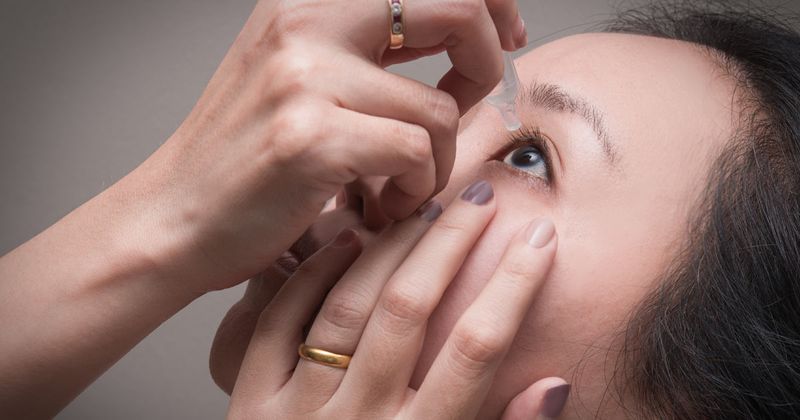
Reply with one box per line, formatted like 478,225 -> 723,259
209,2 -> 800,419
1,1 -> 798,419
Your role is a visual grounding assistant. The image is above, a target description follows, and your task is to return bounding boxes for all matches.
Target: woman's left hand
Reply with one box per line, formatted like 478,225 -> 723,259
227,181 -> 563,419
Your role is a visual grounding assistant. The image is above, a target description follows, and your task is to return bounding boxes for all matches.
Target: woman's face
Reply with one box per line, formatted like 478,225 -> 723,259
219,33 -> 740,418
400,33 -> 737,417
404,32 -> 739,417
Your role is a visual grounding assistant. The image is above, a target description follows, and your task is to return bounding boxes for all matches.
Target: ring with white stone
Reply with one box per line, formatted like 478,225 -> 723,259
388,0 -> 404,49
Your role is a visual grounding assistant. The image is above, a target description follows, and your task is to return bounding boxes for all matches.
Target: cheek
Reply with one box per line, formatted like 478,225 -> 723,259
412,167 -> 665,414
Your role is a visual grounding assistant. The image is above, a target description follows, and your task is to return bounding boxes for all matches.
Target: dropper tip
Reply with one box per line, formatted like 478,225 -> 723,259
499,104 -> 522,131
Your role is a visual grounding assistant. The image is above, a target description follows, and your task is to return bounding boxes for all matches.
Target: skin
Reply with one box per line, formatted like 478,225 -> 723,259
0,0 -> 526,416
227,186 -> 561,418
211,32 -> 739,418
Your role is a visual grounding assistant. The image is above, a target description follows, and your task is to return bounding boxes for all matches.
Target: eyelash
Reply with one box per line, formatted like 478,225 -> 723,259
493,126 -> 555,186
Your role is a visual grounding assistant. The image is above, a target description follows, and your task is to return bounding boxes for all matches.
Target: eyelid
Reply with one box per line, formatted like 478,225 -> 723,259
491,126 -> 557,189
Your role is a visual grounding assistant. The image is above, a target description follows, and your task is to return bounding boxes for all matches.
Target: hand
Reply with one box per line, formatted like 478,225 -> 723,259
131,0 -> 528,292
226,180 -> 564,419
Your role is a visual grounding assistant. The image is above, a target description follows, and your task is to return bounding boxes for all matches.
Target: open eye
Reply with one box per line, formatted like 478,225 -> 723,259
502,145 -> 548,180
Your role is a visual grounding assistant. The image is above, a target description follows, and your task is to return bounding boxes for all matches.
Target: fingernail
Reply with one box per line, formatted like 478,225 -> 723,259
514,16 -> 527,49
331,228 -> 358,247
540,383 -> 570,419
460,180 -> 494,205
526,218 -> 556,248
416,200 -> 443,222
520,19 -> 528,48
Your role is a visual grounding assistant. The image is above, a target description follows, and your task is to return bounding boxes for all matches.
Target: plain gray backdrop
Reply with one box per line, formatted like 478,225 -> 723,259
1,1 -> 798,418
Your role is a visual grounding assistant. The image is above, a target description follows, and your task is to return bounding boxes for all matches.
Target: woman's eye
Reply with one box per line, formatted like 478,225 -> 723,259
502,145 -> 548,179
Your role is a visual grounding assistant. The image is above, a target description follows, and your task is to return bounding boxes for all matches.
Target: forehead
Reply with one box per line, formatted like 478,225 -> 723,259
515,32 -> 738,179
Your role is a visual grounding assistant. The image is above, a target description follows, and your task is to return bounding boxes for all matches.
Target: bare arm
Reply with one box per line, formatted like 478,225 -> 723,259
0,164 -> 200,418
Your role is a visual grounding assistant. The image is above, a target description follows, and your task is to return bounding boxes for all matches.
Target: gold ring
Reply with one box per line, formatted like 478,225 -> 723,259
298,343 -> 351,369
388,0 -> 405,49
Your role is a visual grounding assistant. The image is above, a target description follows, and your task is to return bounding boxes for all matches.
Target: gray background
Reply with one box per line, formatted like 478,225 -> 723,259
1,1 -> 797,418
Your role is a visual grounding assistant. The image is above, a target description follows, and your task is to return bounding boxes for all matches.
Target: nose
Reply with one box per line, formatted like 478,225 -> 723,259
342,176 -> 394,231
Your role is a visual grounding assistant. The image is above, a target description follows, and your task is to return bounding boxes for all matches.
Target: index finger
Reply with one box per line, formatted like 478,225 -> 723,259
408,217 -> 557,419
403,0 -> 505,114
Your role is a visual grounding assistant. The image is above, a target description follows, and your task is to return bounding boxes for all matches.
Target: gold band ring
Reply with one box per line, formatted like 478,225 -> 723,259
298,343 -> 352,369
388,0 -> 405,49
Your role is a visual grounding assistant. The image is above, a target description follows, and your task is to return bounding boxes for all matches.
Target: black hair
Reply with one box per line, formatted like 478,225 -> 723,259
602,2 -> 800,419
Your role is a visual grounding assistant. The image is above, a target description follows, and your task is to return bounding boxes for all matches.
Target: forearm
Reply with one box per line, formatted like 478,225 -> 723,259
0,171 -> 201,418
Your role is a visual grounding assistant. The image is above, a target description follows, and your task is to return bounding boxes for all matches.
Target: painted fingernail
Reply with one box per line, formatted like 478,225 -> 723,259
540,383 -> 570,419
526,218 -> 556,248
331,228 -> 358,247
460,180 -> 494,205
416,200 -> 443,222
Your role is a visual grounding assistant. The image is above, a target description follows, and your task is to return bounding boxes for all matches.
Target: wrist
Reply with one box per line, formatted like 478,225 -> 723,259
101,156 -> 210,300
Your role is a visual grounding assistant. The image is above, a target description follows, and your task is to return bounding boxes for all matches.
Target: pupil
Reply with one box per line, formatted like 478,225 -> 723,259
512,147 -> 540,167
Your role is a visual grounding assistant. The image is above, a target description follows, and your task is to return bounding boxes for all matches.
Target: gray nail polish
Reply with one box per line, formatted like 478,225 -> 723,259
417,200 -> 443,222
460,180 -> 494,205
541,384 -> 571,419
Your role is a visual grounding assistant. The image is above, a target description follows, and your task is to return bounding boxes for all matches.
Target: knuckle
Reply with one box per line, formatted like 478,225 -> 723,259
271,48 -> 318,95
428,92 -> 460,135
379,287 -> 430,330
401,125 -> 433,164
450,324 -> 505,370
269,104 -> 325,163
430,216 -> 470,241
319,293 -> 370,332
282,50 -> 317,82
254,308 -> 281,337
500,256 -> 537,283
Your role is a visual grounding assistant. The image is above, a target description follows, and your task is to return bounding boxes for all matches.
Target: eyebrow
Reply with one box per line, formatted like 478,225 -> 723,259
520,82 -> 619,166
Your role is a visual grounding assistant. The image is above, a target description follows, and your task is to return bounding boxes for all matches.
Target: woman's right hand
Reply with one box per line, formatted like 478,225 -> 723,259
132,0 -> 528,292
225,180 -> 564,419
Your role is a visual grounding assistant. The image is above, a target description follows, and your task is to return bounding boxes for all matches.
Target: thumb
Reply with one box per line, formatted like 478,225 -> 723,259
500,377 -> 571,420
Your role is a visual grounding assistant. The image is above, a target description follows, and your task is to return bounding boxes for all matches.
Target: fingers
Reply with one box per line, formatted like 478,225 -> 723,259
409,217 -> 557,419
230,229 -> 362,400
335,180 -> 496,408
379,44 -> 448,68
209,207 -> 368,395
209,272 -> 284,395
286,202 -> 441,405
342,0 -> 508,114
485,0 -> 527,51
330,59 -> 459,216
276,103 -> 438,219
401,0 -> 505,114
379,1 -> 527,60
342,177 -> 393,231
501,378 -> 571,420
